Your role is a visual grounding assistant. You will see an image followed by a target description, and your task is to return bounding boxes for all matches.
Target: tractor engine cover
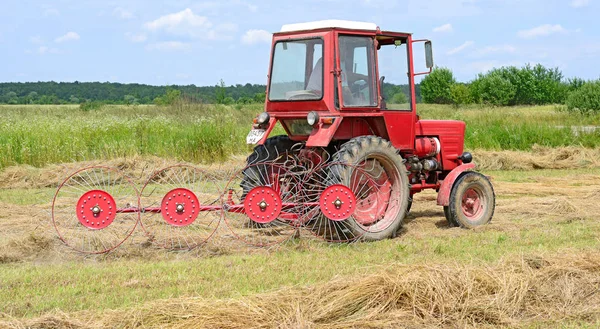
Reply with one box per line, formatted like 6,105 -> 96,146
414,137 -> 440,158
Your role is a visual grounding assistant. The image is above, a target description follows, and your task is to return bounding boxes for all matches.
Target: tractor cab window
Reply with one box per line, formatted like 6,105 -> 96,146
339,36 -> 377,107
269,38 -> 323,101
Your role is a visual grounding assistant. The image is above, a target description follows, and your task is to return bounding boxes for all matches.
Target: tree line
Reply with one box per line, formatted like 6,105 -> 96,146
0,80 -> 419,105
420,64 -> 600,113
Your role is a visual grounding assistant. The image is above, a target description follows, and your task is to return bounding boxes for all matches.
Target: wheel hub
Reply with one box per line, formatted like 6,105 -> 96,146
244,186 -> 282,224
461,188 -> 483,219
320,184 -> 356,221
76,190 -> 116,230
161,188 -> 200,227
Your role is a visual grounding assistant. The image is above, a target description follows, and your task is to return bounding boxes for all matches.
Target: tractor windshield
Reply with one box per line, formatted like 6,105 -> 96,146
269,38 -> 323,101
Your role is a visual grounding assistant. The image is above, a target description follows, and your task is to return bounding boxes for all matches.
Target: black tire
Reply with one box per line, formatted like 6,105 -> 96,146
406,197 -> 413,215
241,135 -> 299,196
330,136 -> 410,241
444,171 -> 495,229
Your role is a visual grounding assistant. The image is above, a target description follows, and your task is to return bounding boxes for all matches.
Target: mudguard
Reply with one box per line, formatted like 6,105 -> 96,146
436,162 -> 476,206
306,117 -> 343,147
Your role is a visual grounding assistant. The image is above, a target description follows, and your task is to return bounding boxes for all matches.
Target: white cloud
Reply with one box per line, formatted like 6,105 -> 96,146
145,41 -> 191,52
113,7 -> 134,19
55,32 -> 80,43
433,23 -> 453,33
144,8 -> 211,34
570,0 -> 590,7
125,32 -> 147,43
242,29 -> 272,45
447,41 -> 474,55
517,24 -> 566,39
476,45 -> 516,56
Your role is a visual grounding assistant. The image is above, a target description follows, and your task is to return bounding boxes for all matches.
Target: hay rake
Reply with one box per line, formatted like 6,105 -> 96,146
50,149 -> 395,254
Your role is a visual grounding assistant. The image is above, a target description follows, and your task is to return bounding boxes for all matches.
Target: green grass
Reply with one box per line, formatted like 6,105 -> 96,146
1,217 -> 599,318
0,103 -> 599,169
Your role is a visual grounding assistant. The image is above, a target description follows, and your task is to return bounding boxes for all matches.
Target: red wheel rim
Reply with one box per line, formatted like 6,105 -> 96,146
320,184 -> 356,221
160,188 -> 200,227
461,187 -> 484,220
351,159 -> 401,231
76,190 -> 116,230
244,186 -> 283,224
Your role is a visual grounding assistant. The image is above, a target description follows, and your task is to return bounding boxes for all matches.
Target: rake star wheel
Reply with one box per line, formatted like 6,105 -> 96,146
224,161 -> 303,247
51,166 -> 139,254
302,162 -> 385,242
139,164 -> 222,250
304,137 -> 410,242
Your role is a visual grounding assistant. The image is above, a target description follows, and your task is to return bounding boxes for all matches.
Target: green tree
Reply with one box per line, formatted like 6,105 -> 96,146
391,92 -> 408,104
124,94 -> 137,105
450,84 -> 472,107
215,79 -> 227,104
253,92 -> 266,103
471,70 -> 516,106
420,67 -> 455,104
565,80 -> 600,114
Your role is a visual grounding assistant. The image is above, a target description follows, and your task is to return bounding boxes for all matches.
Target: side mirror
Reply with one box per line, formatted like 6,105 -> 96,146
425,41 -> 434,68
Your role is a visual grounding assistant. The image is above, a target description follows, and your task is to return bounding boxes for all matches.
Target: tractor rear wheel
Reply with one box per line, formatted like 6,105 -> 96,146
329,136 -> 410,241
241,135 -> 299,196
444,171 -> 495,228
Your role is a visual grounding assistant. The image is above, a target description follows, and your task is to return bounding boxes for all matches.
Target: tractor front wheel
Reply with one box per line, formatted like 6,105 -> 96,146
444,171 -> 495,228
330,136 -> 410,241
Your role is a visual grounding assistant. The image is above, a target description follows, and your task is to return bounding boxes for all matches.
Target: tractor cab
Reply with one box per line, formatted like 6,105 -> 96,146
251,20 -> 433,149
245,20 -> 496,241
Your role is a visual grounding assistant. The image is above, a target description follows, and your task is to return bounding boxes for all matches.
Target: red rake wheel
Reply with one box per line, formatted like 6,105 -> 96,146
139,165 -> 221,250
224,161 -> 302,247
51,166 -> 138,254
244,186 -> 283,224
160,188 -> 200,227
76,190 -> 117,229
302,162 -> 390,243
319,185 -> 356,221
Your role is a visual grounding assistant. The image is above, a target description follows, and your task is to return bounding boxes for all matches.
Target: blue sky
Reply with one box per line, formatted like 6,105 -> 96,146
1,0 -> 599,86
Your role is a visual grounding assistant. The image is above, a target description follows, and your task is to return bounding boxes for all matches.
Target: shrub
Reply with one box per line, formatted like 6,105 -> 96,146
565,80 -> 600,114
450,84 -> 472,107
470,71 -> 516,106
79,100 -> 104,111
154,89 -> 182,105
391,92 -> 408,104
420,67 -> 455,104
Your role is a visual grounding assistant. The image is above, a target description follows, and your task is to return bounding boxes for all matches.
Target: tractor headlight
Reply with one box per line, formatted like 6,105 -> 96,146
257,112 -> 270,125
307,111 -> 320,126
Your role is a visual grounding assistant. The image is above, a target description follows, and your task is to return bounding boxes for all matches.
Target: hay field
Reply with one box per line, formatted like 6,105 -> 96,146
1,147 -> 600,328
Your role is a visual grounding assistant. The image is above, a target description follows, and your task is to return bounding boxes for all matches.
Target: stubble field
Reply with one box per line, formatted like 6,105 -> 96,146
0,104 -> 599,328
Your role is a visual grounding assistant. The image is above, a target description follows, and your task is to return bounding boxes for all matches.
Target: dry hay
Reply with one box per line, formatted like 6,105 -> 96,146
1,146 -> 599,190
0,155 -> 246,189
474,145 -> 600,171
2,252 -> 600,329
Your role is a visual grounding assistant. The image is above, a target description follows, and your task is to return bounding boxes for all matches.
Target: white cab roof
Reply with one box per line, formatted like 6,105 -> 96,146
280,20 -> 378,33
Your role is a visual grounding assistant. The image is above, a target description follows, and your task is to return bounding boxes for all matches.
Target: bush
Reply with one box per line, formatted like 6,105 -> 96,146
565,80 -> 600,114
154,89 -> 181,105
79,100 -> 104,111
450,84 -> 472,107
420,67 -> 455,104
391,92 -> 408,104
470,70 -> 516,106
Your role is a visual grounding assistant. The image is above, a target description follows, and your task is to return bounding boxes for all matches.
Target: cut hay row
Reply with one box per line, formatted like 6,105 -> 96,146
2,252 -> 600,328
1,146 -> 599,190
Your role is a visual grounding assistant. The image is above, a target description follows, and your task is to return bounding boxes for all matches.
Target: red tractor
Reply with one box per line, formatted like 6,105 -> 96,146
245,20 -> 496,241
